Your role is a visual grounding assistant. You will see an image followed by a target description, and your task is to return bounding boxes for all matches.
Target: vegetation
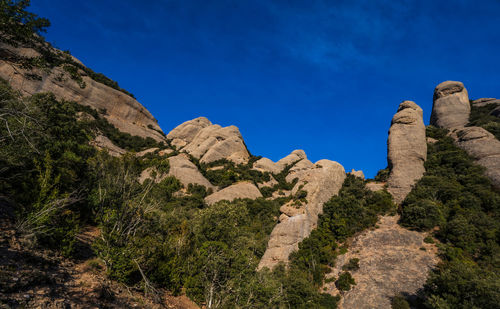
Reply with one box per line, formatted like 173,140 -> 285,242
335,272 -> 355,292
468,101 -> 500,140
289,175 -> 394,287
399,126 -> 500,308
197,158 -> 271,188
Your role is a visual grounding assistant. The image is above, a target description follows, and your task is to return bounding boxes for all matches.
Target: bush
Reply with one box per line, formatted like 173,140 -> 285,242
335,272 -> 355,292
391,294 -> 410,309
342,258 -> 360,271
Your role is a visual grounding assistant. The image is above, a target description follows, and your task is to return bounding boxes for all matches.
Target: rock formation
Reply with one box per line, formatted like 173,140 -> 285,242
139,153 -> 214,190
323,216 -> 438,309
0,41 -> 165,141
90,135 -> 126,157
454,127 -> 500,189
471,98 -> 500,107
431,82 -> 500,189
168,154 -> 215,190
387,101 -> 427,204
430,81 -> 470,129
349,169 -> 365,179
258,158 -> 345,270
204,181 -> 262,205
167,117 -> 250,164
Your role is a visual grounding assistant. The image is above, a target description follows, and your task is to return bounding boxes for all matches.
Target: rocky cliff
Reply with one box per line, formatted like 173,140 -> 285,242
258,154 -> 346,270
431,81 -> 500,189
387,101 -> 427,204
0,40 -> 165,141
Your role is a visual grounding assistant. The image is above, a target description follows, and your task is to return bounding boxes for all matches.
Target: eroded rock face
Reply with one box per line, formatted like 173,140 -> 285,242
167,117 -> 212,149
454,127 -> 500,189
0,42 -> 165,141
90,135 -> 126,157
471,98 -> 500,107
204,181 -> 262,205
431,82 -> 500,189
168,154 -> 215,190
387,101 -> 427,204
349,169 -> 365,179
253,157 -> 282,174
139,153 -> 214,190
258,159 -> 345,270
430,81 -> 470,129
323,216 -> 438,309
276,149 -> 307,172
167,118 -> 250,164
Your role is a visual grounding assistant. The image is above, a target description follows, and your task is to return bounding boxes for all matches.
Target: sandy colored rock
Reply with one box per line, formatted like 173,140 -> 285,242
258,159 -> 345,270
168,154 -> 215,190
430,81 -> 470,129
454,127 -> 500,189
168,118 -> 250,164
471,98 -> 500,107
158,148 -> 173,156
139,154 -> 214,190
366,182 -> 385,192
324,216 -> 438,309
90,135 -> 126,157
135,147 -> 159,157
275,149 -> 307,172
387,101 -> 427,204
205,181 -> 262,205
167,117 -> 212,149
0,42 -> 165,142
349,169 -> 365,179
280,201 -> 306,217
253,157 -> 281,174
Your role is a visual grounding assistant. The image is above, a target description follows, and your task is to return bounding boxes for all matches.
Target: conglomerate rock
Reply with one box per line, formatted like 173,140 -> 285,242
258,159 -> 345,270
167,118 -> 250,164
387,101 -> 427,204
430,81 -> 470,129
204,181 -> 262,205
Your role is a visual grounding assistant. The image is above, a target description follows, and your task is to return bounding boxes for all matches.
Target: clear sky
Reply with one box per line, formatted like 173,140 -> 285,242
29,0 -> 500,178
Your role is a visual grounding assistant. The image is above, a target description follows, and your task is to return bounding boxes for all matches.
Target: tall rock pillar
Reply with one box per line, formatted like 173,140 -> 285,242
387,101 -> 427,204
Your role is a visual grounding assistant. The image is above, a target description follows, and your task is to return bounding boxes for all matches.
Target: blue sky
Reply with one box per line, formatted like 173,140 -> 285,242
30,0 -> 500,177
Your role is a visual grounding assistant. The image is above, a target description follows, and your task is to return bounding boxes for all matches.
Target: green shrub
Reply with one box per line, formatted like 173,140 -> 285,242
342,258 -> 360,271
335,272 -> 355,292
391,294 -> 410,309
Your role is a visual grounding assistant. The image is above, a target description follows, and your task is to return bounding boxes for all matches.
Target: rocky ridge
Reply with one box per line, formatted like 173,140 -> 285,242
0,41 -> 165,142
258,156 -> 346,270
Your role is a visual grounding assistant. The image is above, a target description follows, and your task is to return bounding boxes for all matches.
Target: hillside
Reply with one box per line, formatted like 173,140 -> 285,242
1,2 -> 499,309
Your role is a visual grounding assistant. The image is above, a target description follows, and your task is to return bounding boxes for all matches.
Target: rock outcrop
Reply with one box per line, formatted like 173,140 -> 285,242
430,81 -> 470,129
253,157 -> 282,174
349,169 -> 365,179
204,181 -> 262,205
430,82 -> 500,189
387,101 -> 427,204
168,154 -> 215,190
90,135 -> 126,157
471,98 -> 500,107
258,158 -> 345,270
324,216 -> 438,309
139,153 -> 214,190
0,41 -> 165,141
167,117 -> 250,164
454,127 -> 500,189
